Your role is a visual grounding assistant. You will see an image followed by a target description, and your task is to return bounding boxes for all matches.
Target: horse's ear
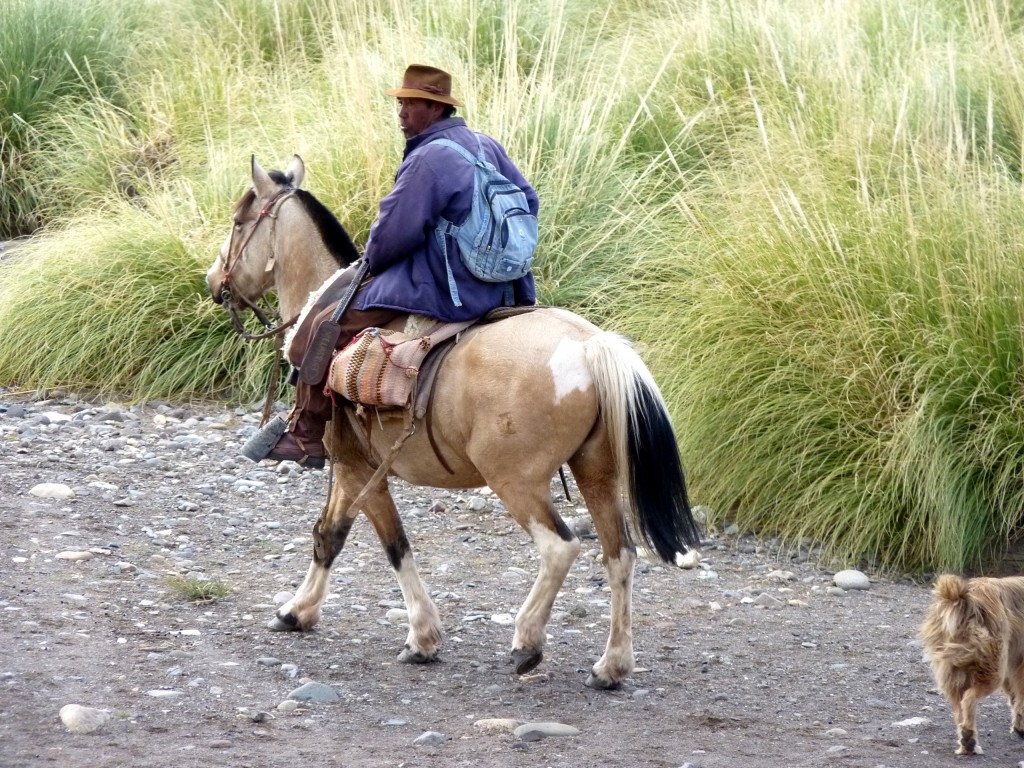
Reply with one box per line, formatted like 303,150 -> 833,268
251,155 -> 275,199
286,155 -> 305,188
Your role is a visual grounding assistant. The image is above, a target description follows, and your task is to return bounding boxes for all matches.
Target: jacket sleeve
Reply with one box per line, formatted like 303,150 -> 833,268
364,153 -> 447,274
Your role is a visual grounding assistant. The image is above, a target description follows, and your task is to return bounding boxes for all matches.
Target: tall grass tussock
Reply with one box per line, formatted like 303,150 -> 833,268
3,0 -> 1024,573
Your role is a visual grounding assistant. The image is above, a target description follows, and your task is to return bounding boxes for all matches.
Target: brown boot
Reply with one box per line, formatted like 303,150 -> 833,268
265,381 -> 331,468
265,430 -> 326,468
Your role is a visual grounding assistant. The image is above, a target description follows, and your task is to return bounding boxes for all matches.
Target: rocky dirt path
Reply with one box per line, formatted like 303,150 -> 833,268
0,390 -> 1017,767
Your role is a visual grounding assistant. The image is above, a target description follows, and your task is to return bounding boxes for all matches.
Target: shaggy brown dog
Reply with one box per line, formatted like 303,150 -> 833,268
920,573 -> 1024,755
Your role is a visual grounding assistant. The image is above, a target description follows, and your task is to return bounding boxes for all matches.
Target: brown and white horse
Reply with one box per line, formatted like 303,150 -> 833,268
206,155 -> 700,689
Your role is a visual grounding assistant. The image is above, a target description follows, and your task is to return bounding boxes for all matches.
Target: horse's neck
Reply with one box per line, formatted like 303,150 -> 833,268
274,207 -> 345,320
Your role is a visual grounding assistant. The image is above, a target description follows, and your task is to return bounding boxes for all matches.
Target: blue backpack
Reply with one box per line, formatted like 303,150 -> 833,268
430,135 -> 538,307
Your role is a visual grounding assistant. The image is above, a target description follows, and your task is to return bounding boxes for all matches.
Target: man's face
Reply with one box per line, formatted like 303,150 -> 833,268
397,97 -> 445,139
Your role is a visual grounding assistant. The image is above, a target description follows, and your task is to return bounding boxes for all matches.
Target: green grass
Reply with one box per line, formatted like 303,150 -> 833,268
0,0 -> 142,237
165,574 -> 231,604
4,0 -> 1024,572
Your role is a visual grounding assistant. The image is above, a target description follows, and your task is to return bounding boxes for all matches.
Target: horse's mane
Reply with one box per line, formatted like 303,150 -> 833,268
293,189 -> 360,269
253,168 -> 360,269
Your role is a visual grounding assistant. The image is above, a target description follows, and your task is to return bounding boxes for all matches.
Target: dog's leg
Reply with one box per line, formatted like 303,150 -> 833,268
1004,663 -> 1024,737
956,689 -> 984,755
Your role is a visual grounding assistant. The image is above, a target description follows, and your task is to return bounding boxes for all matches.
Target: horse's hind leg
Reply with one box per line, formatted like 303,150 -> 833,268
492,482 -> 581,676
568,429 -> 637,690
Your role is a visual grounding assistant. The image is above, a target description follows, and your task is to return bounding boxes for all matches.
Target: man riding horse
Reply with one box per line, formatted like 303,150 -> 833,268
247,64 -> 539,468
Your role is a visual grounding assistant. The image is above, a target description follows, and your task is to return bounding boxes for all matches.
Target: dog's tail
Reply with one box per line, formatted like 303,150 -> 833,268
934,573 -> 970,604
925,574 -> 1000,666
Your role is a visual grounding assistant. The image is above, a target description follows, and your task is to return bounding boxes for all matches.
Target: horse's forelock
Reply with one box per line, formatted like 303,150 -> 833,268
235,170 -> 292,215
234,188 -> 256,217
268,169 -> 292,186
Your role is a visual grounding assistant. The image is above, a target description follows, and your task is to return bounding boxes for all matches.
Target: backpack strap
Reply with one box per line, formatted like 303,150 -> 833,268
428,136 -> 490,308
434,223 -> 462,307
428,135 -> 517,308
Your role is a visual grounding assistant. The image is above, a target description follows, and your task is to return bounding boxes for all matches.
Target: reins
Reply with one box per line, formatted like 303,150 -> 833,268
219,186 -> 299,424
220,187 -> 298,341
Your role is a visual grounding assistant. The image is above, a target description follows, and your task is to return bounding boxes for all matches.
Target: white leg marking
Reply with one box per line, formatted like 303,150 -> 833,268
592,547 -> 637,683
547,337 -> 592,405
280,562 -> 331,629
514,522 -> 581,651
394,553 -> 442,656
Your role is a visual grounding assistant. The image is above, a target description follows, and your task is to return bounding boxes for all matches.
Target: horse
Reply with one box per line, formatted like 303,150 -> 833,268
205,155 -> 700,689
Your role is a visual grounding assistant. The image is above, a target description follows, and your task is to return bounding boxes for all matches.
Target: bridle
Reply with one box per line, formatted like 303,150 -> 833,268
219,186 -> 298,340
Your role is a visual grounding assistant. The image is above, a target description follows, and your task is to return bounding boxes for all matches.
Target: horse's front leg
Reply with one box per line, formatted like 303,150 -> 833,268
269,475 -> 357,631
361,487 -> 443,663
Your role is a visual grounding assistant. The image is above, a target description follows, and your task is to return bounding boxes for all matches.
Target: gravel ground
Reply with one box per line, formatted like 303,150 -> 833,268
0,390 -> 1018,767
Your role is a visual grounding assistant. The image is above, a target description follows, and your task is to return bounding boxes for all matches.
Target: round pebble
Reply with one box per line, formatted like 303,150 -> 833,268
59,704 -> 111,734
833,569 -> 870,590
287,681 -> 340,703
29,483 -> 75,499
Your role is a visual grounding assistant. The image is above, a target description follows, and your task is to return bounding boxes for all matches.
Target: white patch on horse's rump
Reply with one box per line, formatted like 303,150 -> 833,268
547,337 -> 592,404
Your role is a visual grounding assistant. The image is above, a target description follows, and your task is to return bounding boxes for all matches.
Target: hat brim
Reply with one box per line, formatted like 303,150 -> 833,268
386,86 -> 462,107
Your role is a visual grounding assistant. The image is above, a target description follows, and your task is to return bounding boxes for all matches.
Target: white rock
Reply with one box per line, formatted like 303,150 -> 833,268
273,591 -> 294,605
55,551 -> 94,561
30,483 -> 75,499
276,699 -> 300,713
766,569 -> 796,581
490,613 -> 515,625
385,608 -> 409,624
514,722 -> 580,741
146,689 -> 182,698
892,716 -> 930,728
833,569 -> 870,590
473,718 -> 519,733
59,704 -> 111,734
675,550 -> 701,569
40,411 -> 72,423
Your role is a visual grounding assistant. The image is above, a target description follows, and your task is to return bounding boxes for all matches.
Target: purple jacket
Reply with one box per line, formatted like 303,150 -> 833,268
355,117 -> 538,322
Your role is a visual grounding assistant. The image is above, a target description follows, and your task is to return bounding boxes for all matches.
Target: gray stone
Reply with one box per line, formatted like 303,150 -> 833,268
833,569 -> 870,590
413,731 -> 446,746
514,722 -> 580,741
287,681 -> 340,703
752,593 -> 784,608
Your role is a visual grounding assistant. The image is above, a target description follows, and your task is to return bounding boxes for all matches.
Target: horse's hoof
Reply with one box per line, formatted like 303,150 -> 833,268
267,613 -> 301,632
511,648 -> 543,676
397,646 -> 437,664
584,672 -> 622,690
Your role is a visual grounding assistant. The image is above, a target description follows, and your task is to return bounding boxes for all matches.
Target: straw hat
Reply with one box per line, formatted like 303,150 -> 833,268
386,64 -> 463,107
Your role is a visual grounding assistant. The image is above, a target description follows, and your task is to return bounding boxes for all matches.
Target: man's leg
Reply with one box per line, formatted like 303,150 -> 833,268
246,302 -> 404,468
